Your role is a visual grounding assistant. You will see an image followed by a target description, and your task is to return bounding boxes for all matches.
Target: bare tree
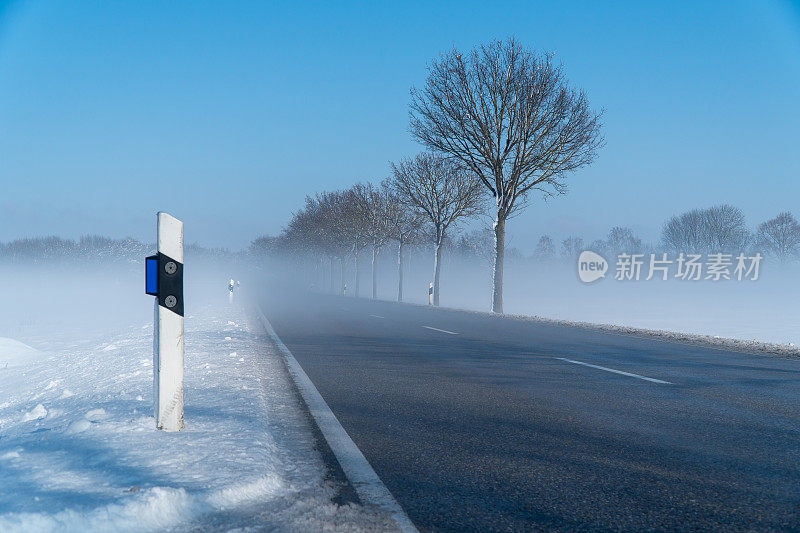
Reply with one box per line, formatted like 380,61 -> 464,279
757,212 -> 800,262
661,209 -> 706,254
383,179 -> 425,302
391,152 -> 483,306
605,226 -> 642,256
454,228 -> 495,265
353,182 -> 395,299
533,235 -> 556,261
409,38 -> 603,313
704,205 -> 750,253
280,194 -> 328,290
336,186 -> 371,296
560,236 -> 584,261
661,205 -> 749,254
305,191 -> 351,293
588,239 -> 608,257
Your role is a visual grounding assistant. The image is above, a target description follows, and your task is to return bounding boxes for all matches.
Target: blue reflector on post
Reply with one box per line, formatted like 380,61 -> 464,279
146,256 -> 158,295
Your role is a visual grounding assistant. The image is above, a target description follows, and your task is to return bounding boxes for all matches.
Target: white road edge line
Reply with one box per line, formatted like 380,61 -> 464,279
369,314 -> 385,319
257,307 -> 417,533
421,325 -> 459,335
556,357 -> 672,384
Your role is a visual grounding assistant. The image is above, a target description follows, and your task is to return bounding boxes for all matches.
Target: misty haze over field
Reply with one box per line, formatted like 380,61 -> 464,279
3,196 -> 800,347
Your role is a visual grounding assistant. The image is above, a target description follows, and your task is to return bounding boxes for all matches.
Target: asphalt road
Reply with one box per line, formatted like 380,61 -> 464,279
259,290 -> 800,532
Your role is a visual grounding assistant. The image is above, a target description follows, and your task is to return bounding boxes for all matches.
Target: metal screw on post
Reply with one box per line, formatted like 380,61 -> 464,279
165,295 -> 177,308
165,261 -> 177,275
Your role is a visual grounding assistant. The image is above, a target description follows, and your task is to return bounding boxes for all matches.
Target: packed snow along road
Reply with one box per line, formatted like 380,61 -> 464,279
0,289 -> 395,532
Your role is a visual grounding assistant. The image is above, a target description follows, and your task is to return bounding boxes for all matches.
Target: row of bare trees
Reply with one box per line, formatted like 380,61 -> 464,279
277,153 -> 484,305
528,208 -> 800,263
274,38 -> 604,311
662,206 -> 800,261
409,38 -> 604,311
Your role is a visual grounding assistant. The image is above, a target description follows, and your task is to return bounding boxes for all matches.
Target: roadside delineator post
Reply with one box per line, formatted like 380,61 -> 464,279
145,212 -> 185,432
428,282 -> 433,306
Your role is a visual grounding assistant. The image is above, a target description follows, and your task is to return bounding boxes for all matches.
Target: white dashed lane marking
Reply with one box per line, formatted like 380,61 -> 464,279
556,358 -> 672,384
421,326 -> 459,335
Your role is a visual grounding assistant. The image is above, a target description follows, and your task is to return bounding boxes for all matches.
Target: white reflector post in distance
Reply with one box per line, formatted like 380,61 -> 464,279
154,212 -> 184,431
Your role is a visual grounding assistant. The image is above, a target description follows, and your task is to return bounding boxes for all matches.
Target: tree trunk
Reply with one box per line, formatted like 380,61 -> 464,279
355,251 -> 360,297
340,257 -> 346,295
329,257 -> 335,293
433,240 -> 443,306
372,244 -> 379,299
492,216 -> 506,313
397,241 -> 404,302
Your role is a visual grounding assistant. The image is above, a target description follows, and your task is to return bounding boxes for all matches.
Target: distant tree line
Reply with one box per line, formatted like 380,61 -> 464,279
0,235 -> 230,265
532,205 -> 800,264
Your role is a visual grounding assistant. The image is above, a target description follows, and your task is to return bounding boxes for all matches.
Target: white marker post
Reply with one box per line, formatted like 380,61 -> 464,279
149,212 -> 184,432
428,282 -> 434,306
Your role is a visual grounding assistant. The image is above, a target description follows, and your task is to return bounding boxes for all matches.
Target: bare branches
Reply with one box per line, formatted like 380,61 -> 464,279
352,182 -> 394,248
409,38 -> 604,220
390,152 -> 484,244
409,38 -> 604,312
661,205 -> 750,254
381,179 -> 425,246
757,212 -> 800,262
278,38 -> 604,311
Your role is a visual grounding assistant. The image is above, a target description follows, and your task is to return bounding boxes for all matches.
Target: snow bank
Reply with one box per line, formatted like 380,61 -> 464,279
0,282 -> 396,532
0,338 -> 43,369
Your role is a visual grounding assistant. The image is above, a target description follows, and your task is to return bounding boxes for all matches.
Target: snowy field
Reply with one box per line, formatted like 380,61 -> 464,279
0,266 -> 395,532
347,252 -> 800,347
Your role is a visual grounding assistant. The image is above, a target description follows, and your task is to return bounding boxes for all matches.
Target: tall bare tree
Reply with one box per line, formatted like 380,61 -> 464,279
391,152 -> 483,306
339,186 -> 371,296
533,235 -> 556,261
353,182 -> 394,299
383,179 -> 425,302
605,226 -> 643,256
280,193 -> 343,292
560,236 -> 584,261
409,38 -> 604,313
312,191 -> 352,293
662,205 -> 750,254
757,212 -> 800,262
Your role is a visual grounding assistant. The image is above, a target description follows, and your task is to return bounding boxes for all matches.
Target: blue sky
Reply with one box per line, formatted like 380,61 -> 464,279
1,0 -> 799,251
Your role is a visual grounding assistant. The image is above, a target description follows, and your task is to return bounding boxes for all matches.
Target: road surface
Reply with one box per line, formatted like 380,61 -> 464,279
258,289 -> 800,531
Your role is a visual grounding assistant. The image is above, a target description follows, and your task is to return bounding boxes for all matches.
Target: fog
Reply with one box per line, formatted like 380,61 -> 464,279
0,259 -> 238,349
254,246 -> 800,346
0,239 -> 796,352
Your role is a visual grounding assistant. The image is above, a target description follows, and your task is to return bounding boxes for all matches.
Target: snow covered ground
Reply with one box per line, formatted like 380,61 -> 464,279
0,267 -> 395,532
364,253 -> 800,346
